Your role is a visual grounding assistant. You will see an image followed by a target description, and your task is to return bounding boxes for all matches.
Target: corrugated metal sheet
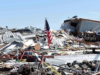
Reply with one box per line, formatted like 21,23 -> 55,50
2,31 -> 25,43
80,20 -> 100,32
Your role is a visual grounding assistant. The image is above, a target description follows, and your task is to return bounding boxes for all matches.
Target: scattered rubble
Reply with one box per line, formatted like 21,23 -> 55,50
0,17 -> 100,75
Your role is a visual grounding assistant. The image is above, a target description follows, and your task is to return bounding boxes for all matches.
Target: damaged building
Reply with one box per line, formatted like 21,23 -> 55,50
61,16 -> 100,41
1,20 -> 100,75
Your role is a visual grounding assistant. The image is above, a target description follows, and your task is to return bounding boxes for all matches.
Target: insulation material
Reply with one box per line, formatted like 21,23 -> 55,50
41,46 -> 49,49
52,36 -> 66,46
23,39 -> 33,46
22,39 -> 34,49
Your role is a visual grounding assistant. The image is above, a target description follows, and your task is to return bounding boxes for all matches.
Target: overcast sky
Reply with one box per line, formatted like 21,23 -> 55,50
0,0 -> 100,30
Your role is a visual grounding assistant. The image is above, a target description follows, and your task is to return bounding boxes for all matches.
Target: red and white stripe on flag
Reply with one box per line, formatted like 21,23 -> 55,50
44,19 -> 53,48
47,30 -> 53,48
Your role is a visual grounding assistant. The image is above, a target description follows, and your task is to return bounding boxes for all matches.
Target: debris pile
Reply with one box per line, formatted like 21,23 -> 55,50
0,16 -> 100,75
1,59 -> 100,75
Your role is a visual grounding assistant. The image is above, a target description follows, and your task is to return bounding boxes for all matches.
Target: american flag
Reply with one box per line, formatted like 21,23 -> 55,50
45,19 -> 53,48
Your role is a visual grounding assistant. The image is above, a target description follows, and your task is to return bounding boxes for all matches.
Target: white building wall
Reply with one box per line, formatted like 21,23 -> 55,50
80,20 -> 100,32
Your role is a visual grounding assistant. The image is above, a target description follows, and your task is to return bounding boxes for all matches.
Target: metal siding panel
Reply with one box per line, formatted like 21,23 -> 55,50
80,20 -> 100,32
61,22 -> 75,31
